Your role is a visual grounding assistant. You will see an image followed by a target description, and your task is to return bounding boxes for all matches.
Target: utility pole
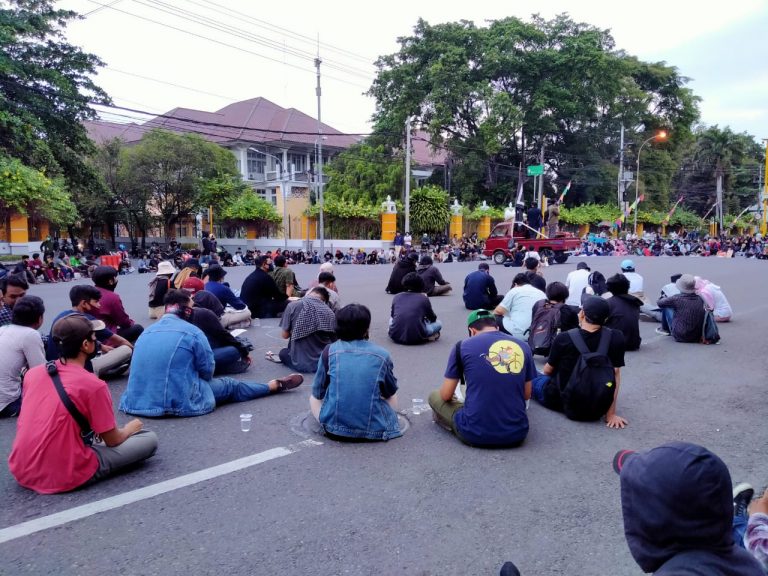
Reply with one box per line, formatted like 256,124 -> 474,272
538,143 -> 545,209
315,55 -> 325,254
762,139 -> 768,235
404,116 -> 413,234
617,125 -> 625,208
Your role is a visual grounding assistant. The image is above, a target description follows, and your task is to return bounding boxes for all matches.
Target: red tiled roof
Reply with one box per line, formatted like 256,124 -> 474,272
84,97 -> 360,150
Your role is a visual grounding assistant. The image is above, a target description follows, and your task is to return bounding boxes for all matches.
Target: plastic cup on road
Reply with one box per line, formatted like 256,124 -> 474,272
240,413 -> 252,432
412,398 -> 424,415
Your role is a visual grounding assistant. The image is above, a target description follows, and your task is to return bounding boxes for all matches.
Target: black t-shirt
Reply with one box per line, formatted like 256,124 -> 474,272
544,327 -> 625,406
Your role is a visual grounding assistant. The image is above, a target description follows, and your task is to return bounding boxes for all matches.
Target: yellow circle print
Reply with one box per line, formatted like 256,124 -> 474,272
485,340 -> 525,374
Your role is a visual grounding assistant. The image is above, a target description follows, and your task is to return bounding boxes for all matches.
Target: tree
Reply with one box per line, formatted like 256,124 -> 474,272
220,191 -> 281,237
322,142 -> 404,204
121,129 -> 241,238
409,184 -> 450,234
369,14 -> 700,208
0,0 -> 110,208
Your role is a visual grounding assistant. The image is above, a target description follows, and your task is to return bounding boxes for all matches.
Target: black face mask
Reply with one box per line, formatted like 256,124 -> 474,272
87,339 -> 100,361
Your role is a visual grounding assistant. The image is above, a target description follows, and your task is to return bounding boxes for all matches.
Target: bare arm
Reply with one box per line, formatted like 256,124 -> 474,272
281,329 -> 290,340
493,305 -> 508,316
524,380 -> 532,401
439,377 -> 459,402
605,368 -> 627,429
100,418 -> 143,447
105,334 -> 133,350
542,363 -> 554,376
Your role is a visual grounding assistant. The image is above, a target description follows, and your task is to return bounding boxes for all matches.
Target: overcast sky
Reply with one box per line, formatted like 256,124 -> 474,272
57,0 -> 768,143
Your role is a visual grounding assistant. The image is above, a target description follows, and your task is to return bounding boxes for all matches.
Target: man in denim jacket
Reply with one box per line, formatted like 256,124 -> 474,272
120,290 -> 303,417
310,304 -> 401,441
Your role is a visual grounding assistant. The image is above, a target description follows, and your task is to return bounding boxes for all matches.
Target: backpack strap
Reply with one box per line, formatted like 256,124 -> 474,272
453,340 -> 464,385
46,361 -> 94,446
566,328 -> 590,355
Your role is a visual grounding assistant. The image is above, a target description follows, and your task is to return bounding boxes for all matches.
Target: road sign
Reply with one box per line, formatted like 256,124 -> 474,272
526,165 -> 544,176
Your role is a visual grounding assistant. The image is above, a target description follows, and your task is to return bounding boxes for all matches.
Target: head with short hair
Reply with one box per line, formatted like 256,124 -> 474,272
477,262 -> 490,272
204,265 -> 227,282
336,303 -> 371,341
545,281 -> 569,303
274,255 -> 287,268
402,272 -> 425,293
419,255 -> 433,266
588,271 -> 608,296
524,257 -> 539,271
11,295 -> 45,328
52,314 -> 101,360
308,286 -> 330,303
1,274 -> 29,308
255,255 -> 271,269
318,271 -> 336,284
606,273 -> 630,296
164,289 -> 193,308
91,265 -> 118,289
69,284 -> 101,307
512,273 -> 530,287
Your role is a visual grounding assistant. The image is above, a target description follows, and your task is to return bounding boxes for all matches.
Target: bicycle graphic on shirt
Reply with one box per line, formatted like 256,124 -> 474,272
483,340 -> 525,374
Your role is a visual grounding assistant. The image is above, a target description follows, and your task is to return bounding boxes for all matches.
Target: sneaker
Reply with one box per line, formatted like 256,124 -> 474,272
655,327 -> 670,336
275,373 -> 303,392
499,562 -> 521,576
733,482 -> 754,518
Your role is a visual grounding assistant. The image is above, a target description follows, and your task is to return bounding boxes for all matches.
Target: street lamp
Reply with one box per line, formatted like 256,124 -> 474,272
249,147 -> 289,249
633,130 -> 667,234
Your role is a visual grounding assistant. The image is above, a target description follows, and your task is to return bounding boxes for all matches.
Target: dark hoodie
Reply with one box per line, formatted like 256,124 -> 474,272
416,263 -> 449,295
620,442 -> 762,575
385,258 -> 416,294
606,294 -> 643,351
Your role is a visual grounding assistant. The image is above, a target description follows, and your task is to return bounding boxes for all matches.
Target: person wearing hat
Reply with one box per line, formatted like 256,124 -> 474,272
148,260 -> 176,319
613,442 -> 763,575
385,251 -> 418,295
201,265 -> 252,329
565,262 -> 591,306
656,273 -> 707,342
120,290 -> 303,418
428,308 -> 535,447
463,262 -> 503,310
532,295 -> 628,428
620,259 -> 645,300
47,285 -> 133,378
8,314 -> 158,494
91,265 -> 144,343
416,255 -> 452,296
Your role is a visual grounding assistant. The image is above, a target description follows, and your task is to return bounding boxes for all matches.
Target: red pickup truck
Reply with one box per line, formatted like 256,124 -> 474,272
483,221 -> 582,265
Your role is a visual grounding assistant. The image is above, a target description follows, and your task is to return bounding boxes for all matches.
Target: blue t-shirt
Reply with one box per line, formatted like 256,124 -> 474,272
205,282 -> 247,310
46,310 -> 114,361
445,331 -> 535,446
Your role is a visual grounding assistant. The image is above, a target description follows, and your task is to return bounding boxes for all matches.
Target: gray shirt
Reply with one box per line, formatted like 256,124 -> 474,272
0,324 -> 46,411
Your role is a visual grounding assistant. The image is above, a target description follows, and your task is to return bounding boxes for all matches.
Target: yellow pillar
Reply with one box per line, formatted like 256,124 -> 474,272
762,139 -> 768,235
246,223 -> 258,240
301,215 -> 318,240
636,223 -> 644,236
661,224 -> 667,237
9,213 -> 29,244
38,220 -> 50,241
449,214 -> 463,239
578,224 -> 589,237
477,215 -> 491,240
380,213 -> 396,241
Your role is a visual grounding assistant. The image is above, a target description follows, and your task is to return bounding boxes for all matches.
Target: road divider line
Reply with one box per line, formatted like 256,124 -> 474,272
0,439 -> 322,545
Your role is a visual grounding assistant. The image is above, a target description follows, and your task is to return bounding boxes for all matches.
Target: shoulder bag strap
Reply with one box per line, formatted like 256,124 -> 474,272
46,362 -> 94,442
596,327 -> 612,356
567,328 -> 589,355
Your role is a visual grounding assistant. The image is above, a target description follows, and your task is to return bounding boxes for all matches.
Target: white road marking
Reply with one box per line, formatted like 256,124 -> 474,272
0,439 -> 322,545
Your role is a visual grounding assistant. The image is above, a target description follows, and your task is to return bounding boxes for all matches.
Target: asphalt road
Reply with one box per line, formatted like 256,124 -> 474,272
1,255 -> 767,576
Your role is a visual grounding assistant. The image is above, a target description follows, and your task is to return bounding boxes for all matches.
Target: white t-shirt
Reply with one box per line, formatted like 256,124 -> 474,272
499,284 -> 546,339
565,269 -> 591,306
0,324 -> 46,411
709,285 -> 733,318
623,272 -> 644,295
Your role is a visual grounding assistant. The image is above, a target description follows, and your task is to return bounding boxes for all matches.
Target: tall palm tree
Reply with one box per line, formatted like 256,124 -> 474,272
694,126 -> 744,232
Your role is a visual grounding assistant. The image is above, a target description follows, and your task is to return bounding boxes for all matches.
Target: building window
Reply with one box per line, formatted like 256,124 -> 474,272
247,149 -> 266,179
256,188 -> 277,206
288,153 -> 306,173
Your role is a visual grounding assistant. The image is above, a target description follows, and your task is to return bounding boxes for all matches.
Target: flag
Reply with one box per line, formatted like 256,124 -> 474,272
515,171 -> 525,206
662,196 -> 684,225
558,181 -> 571,204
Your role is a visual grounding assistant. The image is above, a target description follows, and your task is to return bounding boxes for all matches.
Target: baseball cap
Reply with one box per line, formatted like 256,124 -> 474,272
580,295 -> 610,325
620,259 -> 635,271
52,314 -> 104,346
467,309 -> 494,327
576,262 -> 590,271
182,277 -> 205,294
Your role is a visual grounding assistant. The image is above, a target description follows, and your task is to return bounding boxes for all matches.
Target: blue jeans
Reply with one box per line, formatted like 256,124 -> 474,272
208,377 -> 270,405
734,514 -> 748,549
424,320 -> 442,337
0,397 -> 21,418
660,307 -> 675,333
213,346 -> 248,375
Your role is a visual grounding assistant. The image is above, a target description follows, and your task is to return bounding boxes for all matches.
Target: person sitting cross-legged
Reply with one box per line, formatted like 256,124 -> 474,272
119,290 -> 303,418
428,309 -> 535,448
8,314 -> 158,494
388,272 -> 442,345
310,304 -> 401,442
201,265 -> 252,329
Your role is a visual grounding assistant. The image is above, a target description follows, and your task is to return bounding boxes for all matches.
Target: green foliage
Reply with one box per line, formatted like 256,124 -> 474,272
559,204 -> 621,226
463,204 -> 505,221
0,154 -> 76,224
221,191 -> 281,223
409,185 -> 450,233
0,0 -> 110,204
323,142 -> 404,204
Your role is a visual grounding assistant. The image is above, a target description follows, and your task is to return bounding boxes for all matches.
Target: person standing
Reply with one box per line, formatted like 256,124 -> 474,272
527,201 -> 543,237
546,201 -> 560,237
463,262 -> 503,310
8,314 -> 158,494
428,309 -> 535,447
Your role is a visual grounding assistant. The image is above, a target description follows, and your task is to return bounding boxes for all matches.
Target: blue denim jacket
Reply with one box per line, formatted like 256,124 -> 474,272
119,314 -> 216,417
312,340 -> 401,440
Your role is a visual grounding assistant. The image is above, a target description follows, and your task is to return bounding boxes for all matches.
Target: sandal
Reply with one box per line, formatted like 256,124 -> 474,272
264,351 -> 282,363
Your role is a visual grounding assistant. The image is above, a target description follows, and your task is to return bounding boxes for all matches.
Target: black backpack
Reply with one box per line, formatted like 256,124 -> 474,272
528,301 -> 562,356
560,328 -> 616,422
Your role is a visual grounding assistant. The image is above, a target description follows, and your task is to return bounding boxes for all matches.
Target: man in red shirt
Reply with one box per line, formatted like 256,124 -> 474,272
90,265 -> 144,343
8,314 -> 157,494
